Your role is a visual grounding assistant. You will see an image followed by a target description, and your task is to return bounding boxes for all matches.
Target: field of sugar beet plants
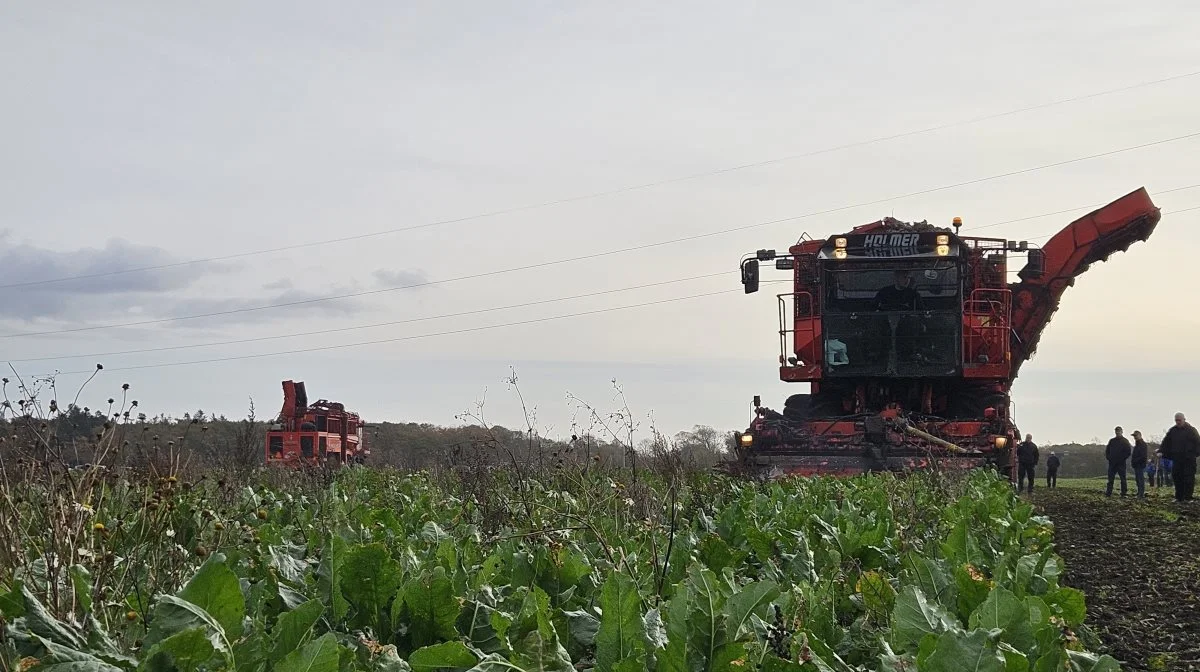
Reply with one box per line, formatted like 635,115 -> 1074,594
0,463 -> 1118,672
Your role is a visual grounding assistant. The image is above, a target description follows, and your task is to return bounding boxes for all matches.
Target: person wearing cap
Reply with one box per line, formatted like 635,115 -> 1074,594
1105,426 -> 1132,498
1131,430 -> 1149,498
1159,412 -> 1200,502
1046,450 -> 1061,488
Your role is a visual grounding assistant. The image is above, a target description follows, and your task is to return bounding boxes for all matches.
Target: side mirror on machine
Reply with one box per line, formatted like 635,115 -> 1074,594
741,258 -> 760,294
1018,248 -> 1046,281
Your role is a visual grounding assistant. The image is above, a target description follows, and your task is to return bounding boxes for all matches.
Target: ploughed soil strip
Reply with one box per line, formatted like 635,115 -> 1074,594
1033,486 -> 1200,671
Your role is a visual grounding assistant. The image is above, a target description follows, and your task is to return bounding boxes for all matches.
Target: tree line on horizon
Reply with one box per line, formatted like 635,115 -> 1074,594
3,402 -> 1143,479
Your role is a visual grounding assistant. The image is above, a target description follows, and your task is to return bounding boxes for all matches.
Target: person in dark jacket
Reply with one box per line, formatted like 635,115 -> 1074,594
1131,430 -> 1149,498
1046,451 -> 1061,488
1105,426 -> 1132,497
1016,433 -> 1038,495
1160,412 -> 1200,502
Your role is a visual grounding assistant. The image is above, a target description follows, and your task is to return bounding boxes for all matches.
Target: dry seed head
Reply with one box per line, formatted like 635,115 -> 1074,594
126,611 -> 137,621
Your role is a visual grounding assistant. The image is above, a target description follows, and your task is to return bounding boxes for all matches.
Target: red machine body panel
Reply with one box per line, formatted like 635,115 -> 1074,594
731,188 -> 1162,479
264,380 -> 368,467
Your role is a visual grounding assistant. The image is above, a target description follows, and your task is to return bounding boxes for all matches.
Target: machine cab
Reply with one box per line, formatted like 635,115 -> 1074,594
816,230 -> 963,378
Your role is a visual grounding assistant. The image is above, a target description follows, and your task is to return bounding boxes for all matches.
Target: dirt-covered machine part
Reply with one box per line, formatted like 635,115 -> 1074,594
727,187 -> 1162,479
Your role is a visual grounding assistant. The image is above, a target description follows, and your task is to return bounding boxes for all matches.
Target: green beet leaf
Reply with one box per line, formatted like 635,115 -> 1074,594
401,567 -> 460,649
178,554 -> 245,639
726,580 -> 780,640
968,586 -> 1035,653
997,642 -> 1029,672
69,565 -> 92,615
595,573 -> 646,672
920,628 -> 1007,672
343,543 -> 404,631
1045,587 -> 1087,628
143,595 -> 233,665
17,584 -> 88,651
139,627 -> 220,672
891,585 -> 958,653
1064,650 -> 1122,671
509,586 -> 573,672
27,634 -> 127,672
458,598 -> 511,656
317,534 -> 350,624
276,632 -> 342,672
407,641 -> 478,671
270,598 -> 326,663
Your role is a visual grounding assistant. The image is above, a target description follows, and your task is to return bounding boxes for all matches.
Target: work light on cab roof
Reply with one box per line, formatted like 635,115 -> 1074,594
726,187 -> 1161,480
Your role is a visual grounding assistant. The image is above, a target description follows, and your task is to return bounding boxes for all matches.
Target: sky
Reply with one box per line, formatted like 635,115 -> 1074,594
2,1 -> 1199,446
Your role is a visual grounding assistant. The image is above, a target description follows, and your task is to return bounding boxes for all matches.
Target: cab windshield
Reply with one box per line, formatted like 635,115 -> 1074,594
824,262 -> 959,313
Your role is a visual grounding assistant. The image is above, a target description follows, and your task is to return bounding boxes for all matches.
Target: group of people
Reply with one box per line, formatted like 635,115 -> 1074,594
1013,412 -> 1199,502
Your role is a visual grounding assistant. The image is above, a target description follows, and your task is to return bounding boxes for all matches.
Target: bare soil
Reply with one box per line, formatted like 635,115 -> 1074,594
1033,486 -> 1200,671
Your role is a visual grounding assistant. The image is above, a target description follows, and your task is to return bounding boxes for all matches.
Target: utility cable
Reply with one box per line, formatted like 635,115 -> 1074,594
20,288 -> 743,376
965,183 -> 1200,233
1024,204 -> 1200,242
5,129 -> 1199,340
4,68 -> 1198,291
15,207 -> 1197,375
5,271 -> 730,362
8,192 -> 1198,364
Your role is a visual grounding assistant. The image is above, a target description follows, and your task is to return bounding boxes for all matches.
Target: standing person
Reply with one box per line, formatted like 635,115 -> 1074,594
1159,412 -> 1200,502
1131,430 -> 1149,498
1016,433 -> 1039,495
1046,451 -> 1061,488
1146,456 -> 1157,491
1105,426 -> 1132,498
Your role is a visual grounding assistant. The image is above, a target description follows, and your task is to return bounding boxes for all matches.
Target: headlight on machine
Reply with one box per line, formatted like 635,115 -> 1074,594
833,249 -> 847,260
936,244 -> 950,256
835,237 -> 847,248
740,434 -> 754,447
994,436 -> 1008,450
936,234 -> 949,245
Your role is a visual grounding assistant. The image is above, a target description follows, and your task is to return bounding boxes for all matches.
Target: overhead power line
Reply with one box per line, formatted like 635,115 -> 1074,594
21,288 -> 743,376
1025,203 -> 1200,242
5,129 -> 1199,341
14,204 -> 1195,379
967,183 -> 1200,232
4,68 -> 1199,292
5,272 -> 730,363
12,197 -> 1198,368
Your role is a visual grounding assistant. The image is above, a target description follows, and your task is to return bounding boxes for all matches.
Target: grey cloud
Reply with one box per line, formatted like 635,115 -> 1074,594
152,286 -> 372,332
373,269 -> 430,288
0,236 -> 237,320
262,278 -> 293,290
